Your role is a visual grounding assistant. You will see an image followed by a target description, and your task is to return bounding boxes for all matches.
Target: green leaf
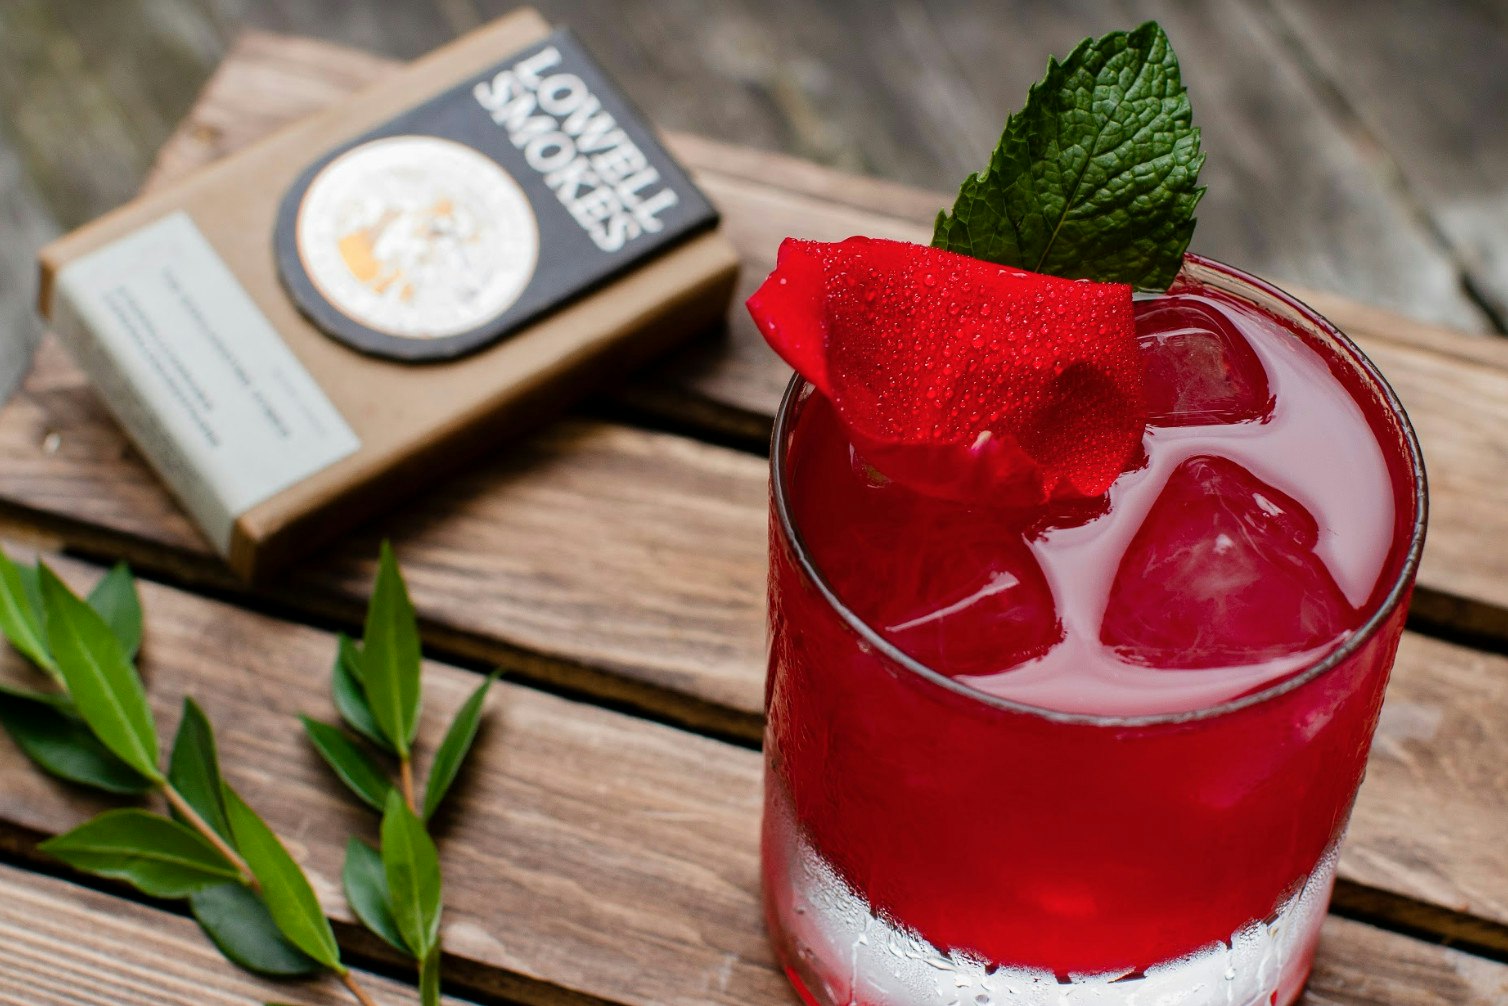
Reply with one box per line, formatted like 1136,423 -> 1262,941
332,636 -> 393,754
87,562 -> 143,661
16,562 -> 45,622
0,693 -> 155,794
362,543 -> 422,756
342,838 -> 407,954
300,716 -> 392,812
423,671 -> 498,822
0,551 -> 58,677
222,785 -> 344,973
420,947 -> 441,1006
338,633 -> 365,685
169,698 -> 233,842
381,790 -> 442,959
932,20 -> 1205,291
190,883 -> 322,977
38,564 -> 162,782
40,808 -> 242,897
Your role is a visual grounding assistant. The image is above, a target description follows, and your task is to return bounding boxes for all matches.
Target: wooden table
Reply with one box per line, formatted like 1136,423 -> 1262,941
2,31 -> 1508,1006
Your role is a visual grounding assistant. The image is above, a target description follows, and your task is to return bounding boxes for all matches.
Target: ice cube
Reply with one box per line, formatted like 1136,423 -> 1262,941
869,523 -> 1062,676
1136,296 -> 1274,427
789,395 -> 1062,675
1101,456 -> 1355,668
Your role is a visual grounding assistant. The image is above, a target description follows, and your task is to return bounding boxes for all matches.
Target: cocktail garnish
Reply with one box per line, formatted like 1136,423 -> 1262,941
749,236 -> 1144,507
749,21 -> 1203,506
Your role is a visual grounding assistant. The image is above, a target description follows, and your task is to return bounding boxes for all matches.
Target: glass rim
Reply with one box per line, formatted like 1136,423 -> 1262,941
769,253 -> 1430,728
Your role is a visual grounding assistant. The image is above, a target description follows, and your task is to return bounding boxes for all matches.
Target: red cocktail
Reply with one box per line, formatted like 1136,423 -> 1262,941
762,257 -> 1426,1006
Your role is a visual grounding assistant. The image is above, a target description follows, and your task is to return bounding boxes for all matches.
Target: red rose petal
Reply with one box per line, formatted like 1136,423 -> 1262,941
748,236 -> 1146,508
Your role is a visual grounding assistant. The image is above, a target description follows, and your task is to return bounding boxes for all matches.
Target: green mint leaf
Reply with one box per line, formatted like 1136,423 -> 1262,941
342,837 -> 408,954
332,635 -> 394,754
362,542 -> 422,757
168,698 -> 233,843
40,808 -> 241,897
932,20 -> 1204,290
381,789 -> 442,959
190,883 -> 322,977
420,947 -> 442,1006
0,693 -> 154,794
422,671 -> 499,822
0,551 -> 58,677
87,562 -> 143,661
39,564 -> 162,782
300,716 -> 393,812
222,784 -> 345,973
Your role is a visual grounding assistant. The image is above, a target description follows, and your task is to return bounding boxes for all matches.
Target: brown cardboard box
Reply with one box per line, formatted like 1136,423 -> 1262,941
37,8 -> 739,580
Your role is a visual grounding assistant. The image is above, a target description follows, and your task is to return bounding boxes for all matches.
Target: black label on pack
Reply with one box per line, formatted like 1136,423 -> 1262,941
275,29 -> 718,362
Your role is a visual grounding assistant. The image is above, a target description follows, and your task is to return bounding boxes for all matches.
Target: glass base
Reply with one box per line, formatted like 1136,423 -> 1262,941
764,784 -> 1336,1006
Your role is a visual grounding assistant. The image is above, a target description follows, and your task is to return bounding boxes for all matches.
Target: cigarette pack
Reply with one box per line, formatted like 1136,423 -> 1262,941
37,8 -> 739,580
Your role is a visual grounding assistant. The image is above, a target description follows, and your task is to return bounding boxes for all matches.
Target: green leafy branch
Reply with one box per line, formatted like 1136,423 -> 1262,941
0,544 -> 495,1006
301,542 -> 498,1003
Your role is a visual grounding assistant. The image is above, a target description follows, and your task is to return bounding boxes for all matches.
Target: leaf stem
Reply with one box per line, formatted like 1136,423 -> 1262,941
399,756 -> 417,814
340,969 -> 382,1006
161,783 -> 258,892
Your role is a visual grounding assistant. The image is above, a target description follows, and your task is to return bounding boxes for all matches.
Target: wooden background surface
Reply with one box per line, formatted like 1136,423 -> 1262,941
2,4 -> 1508,1006
3,0 -> 1508,402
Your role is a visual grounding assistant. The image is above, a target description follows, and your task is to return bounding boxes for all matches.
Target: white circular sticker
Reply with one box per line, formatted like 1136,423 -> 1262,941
295,135 -> 539,341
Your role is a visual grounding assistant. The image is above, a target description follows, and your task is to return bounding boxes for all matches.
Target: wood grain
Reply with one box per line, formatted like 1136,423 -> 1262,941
1270,0 -> 1508,326
0,864 -> 432,1006
2,554 -> 1506,1005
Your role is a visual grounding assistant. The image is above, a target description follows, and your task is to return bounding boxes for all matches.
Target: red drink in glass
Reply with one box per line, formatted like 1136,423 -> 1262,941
762,257 -> 1426,1006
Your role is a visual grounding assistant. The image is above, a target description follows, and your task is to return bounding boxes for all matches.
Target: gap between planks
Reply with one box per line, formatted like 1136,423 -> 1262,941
0,863 -> 456,1006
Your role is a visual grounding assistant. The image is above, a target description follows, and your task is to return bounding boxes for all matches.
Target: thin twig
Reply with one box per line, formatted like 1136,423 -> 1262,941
340,969 -> 382,1006
399,756 -> 417,813
162,784 -> 259,892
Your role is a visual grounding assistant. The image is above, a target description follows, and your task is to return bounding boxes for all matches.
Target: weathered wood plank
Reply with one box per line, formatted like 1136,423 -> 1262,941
1269,0 -> 1508,326
0,864 -> 435,1006
1344,632 -> 1508,932
2,554 -> 1506,1004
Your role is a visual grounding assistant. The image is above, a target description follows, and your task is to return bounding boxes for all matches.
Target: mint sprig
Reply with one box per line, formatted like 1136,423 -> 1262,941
933,20 -> 1204,291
